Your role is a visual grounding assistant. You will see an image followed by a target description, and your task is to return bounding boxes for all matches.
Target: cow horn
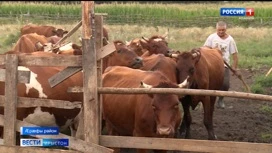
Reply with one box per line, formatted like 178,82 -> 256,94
162,31 -> 168,38
178,76 -> 189,88
125,40 -> 131,45
142,37 -> 149,42
35,42 -> 43,50
79,37 -> 82,43
192,52 -> 200,58
170,53 -> 179,58
140,81 -> 153,88
103,37 -> 110,45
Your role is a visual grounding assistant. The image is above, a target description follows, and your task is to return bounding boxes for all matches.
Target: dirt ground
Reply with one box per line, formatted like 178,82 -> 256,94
119,67 -> 272,153
189,67 -> 272,144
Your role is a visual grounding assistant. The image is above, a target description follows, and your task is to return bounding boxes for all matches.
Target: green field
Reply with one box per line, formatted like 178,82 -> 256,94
0,1 -> 272,27
0,1 -> 272,94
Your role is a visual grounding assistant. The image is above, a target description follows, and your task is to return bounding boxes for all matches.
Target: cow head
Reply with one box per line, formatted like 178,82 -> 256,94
108,40 -> 143,69
126,38 -> 146,56
55,43 -> 82,55
52,28 -> 68,37
35,41 -> 53,52
174,48 -> 201,87
140,33 -> 172,56
140,81 -> 186,137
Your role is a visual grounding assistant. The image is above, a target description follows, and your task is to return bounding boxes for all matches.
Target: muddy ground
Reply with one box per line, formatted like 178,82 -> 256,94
119,67 -> 272,153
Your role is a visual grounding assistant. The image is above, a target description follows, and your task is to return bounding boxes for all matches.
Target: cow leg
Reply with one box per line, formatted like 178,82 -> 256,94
217,67 -> 230,109
178,96 -> 192,139
105,121 -> 121,153
133,130 -> 151,153
203,96 -> 217,140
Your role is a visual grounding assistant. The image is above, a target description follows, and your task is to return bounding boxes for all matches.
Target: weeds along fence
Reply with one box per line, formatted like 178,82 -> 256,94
1,14 -> 272,28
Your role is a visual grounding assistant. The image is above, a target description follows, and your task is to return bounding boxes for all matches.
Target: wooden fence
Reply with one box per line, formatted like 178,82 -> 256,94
0,1 -> 271,153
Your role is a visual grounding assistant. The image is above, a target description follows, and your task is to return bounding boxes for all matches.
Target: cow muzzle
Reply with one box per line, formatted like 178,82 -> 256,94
131,57 -> 143,69
157,126 -> 173,136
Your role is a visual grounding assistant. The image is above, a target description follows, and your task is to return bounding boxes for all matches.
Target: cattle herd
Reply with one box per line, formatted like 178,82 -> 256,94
0,23 -> 226,153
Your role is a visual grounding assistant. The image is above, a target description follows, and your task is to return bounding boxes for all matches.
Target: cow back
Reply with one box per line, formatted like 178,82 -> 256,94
195,48 -> 225,90
12,33 -> 49,53
21,24 -> 67,37
141,54 -> 177,83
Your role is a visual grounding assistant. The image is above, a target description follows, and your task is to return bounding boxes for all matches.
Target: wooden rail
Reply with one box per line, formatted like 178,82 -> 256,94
100,135 -> 272,153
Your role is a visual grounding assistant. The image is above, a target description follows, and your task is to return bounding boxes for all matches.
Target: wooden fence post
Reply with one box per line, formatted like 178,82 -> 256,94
4,54 -> 18,146
95,15 -> 103,135
81,1 -> 99,144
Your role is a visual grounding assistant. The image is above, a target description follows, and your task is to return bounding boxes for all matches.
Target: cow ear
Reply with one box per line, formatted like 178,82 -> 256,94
52,29 -> 57,34
64,30 -> 68,34
140,81 -> 154,98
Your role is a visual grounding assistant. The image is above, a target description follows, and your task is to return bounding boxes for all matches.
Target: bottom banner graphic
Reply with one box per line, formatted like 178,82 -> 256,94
20,138 -> 69,147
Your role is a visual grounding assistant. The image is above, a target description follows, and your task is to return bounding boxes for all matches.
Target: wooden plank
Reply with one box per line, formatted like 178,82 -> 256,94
4,54 -> 18,146
82,1 -> 99,144
68,87 -> 272,102
0,56 -> 4,65
0,69 -> 30,83
0,115 -> 113,153
95,13 -> 108,16
95,15 -> 103,135
0,96 -> 82,109
48,42 -> 115,88
97,43 -> 116,60
265,67 -> 272,77
100,135 -> 272,153
47,34 -> 115,89
17,55 -> 82,67
0,145 -> 81,153
48,66 -> 82,88
97,87 -> 272,102
52,20 -> 83,50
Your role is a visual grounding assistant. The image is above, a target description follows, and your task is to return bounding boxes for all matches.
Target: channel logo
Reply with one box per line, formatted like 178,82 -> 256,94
220,8 -> 254,17
20,138 -> 69,147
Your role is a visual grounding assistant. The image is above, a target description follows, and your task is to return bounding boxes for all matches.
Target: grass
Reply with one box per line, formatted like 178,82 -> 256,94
250,75 -> 272,94
1,2 -> 272,27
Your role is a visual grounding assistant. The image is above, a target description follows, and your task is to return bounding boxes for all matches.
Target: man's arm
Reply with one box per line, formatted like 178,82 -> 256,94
203,35 -> 212,47
232,52 -> 238,70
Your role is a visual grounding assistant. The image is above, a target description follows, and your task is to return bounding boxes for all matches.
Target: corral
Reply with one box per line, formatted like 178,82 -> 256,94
0,1 -> 271,153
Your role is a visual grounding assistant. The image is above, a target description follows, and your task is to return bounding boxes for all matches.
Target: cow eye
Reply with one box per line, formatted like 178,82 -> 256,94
117,50 -> 121,53
189,67 -> 195,74
152,45 -> 157,48
174,104 -> 179,109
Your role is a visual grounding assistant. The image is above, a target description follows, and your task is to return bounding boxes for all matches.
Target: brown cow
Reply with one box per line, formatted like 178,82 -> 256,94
128,33 -> 171,57
12,33 -> 62,53
102,66 -> 187,153
141,54 -> 177,83
102,40 -> 143,72
126,38 -> 147,56
170,47 -> 225,140
21,24 -> 68,37
55,40 -> 143,71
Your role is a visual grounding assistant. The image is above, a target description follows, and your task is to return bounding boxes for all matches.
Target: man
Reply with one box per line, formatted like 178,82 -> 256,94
203,21 -> 239,109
